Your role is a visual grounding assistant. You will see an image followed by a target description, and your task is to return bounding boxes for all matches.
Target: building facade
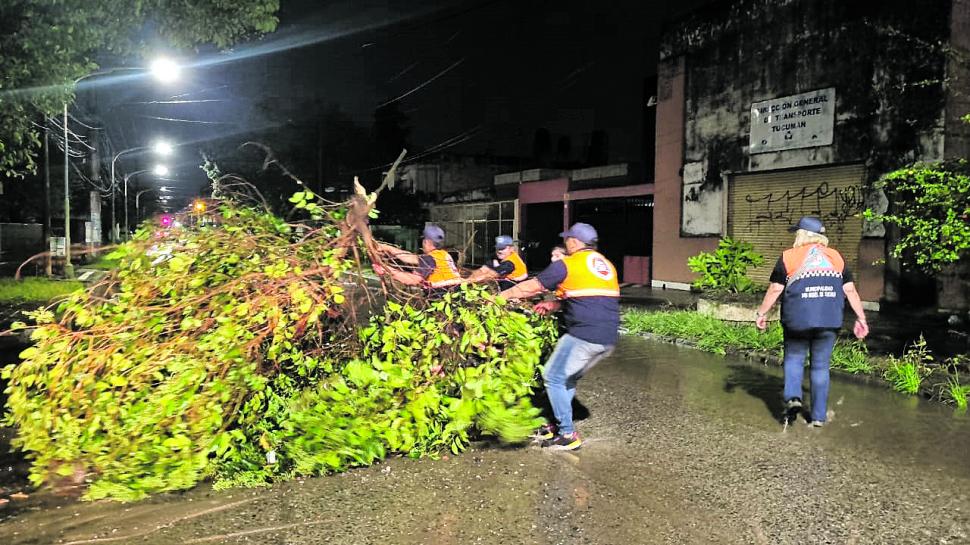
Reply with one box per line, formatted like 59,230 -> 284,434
651,0 -> 970,308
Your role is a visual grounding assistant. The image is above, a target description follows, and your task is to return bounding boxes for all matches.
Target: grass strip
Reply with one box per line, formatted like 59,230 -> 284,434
0,278 -> 84,304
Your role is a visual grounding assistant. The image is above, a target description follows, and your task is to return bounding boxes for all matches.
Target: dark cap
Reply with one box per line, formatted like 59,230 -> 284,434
422,224 -> 445,244
788,216 -> 825,234
559,222 -> 598,244
495,235 -> 515,250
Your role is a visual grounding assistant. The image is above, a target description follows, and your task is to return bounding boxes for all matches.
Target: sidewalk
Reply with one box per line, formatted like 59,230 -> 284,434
620,285 -> 700,309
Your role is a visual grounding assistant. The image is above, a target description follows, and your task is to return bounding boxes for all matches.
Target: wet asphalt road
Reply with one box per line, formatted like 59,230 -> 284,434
1,336 -> 969,544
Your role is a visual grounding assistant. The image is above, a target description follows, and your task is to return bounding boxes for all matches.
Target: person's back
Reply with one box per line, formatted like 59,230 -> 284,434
553,248 -> 620,345
780,243 -> 847,331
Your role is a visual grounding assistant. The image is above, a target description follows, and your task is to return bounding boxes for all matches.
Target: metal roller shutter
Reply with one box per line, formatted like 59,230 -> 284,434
728,164 -> 866,284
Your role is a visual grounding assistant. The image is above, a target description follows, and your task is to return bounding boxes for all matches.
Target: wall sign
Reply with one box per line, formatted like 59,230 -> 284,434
749,87 -> 835,154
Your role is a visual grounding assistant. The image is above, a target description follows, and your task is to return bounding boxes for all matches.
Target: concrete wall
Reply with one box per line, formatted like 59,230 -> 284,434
945,0 -> 970,160
652,57 -> 717,287
398,159 -> 509,197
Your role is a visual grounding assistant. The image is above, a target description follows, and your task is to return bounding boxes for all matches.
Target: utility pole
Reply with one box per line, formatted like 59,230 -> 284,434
63,102 -> 74,279
44,128 -> 52,276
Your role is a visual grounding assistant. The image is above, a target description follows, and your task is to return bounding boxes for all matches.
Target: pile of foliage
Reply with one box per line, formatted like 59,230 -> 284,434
687,237 -> 765,294
1,182 -> 556,501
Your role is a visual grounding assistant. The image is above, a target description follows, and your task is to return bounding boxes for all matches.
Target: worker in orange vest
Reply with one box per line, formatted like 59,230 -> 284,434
373,224 -> 461,295
500,223 -> 619,451
755,216 -> 869,427
465,235 -> 529,290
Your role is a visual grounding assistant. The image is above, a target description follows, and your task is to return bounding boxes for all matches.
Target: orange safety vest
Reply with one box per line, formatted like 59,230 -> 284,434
781,244 -> 845,281
504,251 -> 528,281
558,249 -> 620,298
425,249 -> 461,287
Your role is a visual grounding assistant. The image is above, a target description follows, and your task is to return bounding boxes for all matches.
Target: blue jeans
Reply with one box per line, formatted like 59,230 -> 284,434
783,328 -> 837,423
542,334 -> 614,434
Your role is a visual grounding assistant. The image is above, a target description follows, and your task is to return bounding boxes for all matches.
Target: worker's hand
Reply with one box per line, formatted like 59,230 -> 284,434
755,314 -> 768,330
533,301 -> 560,316
853,318 -> 869,339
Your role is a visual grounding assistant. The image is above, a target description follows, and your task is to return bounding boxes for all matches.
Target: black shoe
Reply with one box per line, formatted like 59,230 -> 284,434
542,432 -> 582,451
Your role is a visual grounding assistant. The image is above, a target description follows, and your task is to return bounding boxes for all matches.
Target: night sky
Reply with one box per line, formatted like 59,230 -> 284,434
99,0 -> 715,198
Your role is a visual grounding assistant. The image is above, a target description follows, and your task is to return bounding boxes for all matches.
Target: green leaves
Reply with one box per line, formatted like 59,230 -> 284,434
687,237 -> 765,293
866,160 -> 970,272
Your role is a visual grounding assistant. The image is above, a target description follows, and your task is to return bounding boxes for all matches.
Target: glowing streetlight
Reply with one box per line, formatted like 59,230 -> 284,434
153,140 -> 174,155
149,57 -> 181,84
65,58 -> 182,266
110,140 -> 174,242
136,186 -> 173,222
152,164 -> 170,177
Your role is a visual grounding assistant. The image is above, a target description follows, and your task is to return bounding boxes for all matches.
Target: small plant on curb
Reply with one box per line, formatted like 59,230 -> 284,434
884,336 -> 933,395
943,376 -> 970,410
687,237 -> 764,294
831,340 -> 873,375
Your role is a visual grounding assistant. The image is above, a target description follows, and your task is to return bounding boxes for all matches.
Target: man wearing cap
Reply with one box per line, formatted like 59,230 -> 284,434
755,216 -> 869,427
499,222 -> 619,451
373,224 -> 461,294
465,235 -> 529,290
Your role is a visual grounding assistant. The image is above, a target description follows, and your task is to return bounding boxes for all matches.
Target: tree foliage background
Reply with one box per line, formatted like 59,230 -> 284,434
0,0 -> 280,178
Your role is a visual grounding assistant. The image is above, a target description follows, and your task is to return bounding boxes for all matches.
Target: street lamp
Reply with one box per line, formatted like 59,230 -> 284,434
109,139 -> 173,242
123,166 -> 168,237
149,58 -> 180,84
63,59 -> 180,276
135,186 -> 172,223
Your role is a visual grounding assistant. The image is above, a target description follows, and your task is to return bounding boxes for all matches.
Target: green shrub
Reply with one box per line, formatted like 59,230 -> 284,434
687,237 -> 764,294
884,336 -> 932,395
831,340 -> 873,375
864,160 -> 970,272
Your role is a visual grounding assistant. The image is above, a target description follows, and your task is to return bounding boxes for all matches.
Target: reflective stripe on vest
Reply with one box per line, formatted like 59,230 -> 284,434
426,249 -> 461,287
506,251 -> 528,281
558,249 -> 620,298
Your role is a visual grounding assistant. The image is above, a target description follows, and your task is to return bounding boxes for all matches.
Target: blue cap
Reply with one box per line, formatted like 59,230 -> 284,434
788,216 -> 826,234
495,235 -> 515,250
560,222 -> 598,244
422,224 -> 445,244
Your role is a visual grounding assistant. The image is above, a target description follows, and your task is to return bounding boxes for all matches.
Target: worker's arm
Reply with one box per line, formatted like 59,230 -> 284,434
372,258 -> 429,286
387,268 -> 425,286
842,282 -> 869,339
375,242 -> 421,266
499,277 -> 546,300
755,282 -> 785,330
464,265 -> 499,283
